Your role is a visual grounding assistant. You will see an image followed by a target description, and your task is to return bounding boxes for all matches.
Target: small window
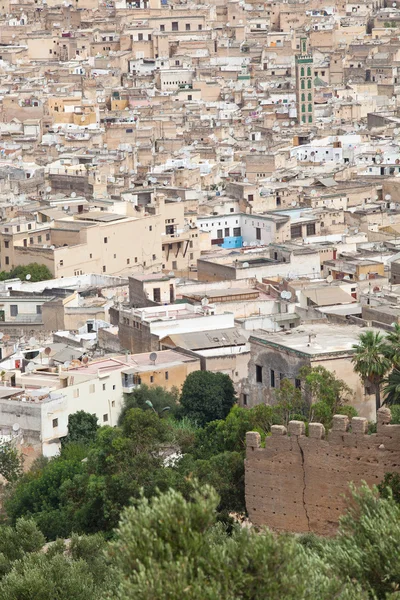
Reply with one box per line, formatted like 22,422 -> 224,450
104,237 -> 108,243
52,418 -> 58,428
242,393 -> 248,406
160,24 -> 165,31
5,256 -> 9,265
103,265 -> 106,272
10,305 -> 18,317
102,383 -> 106,391
127,258 -> 130,264
38,236 -> 42,243
112,400 -> 115,408
36,305 -> 42,315
149,225 -> 152,231
113,385 -> 116,390
89,384 -> 95,393
150,375 -> 154,383
172,21 -> 178,30
103,414 -> 108,422
295,378 -> 301,389
256,364 -> 263,383
165,371 -> 169,380
73,389 -> 79,398
4,241 -> 9,248
185,23 -> 190,30
138,33 -> 143,41
271,369 -> 275,388
256,227 -> 261,240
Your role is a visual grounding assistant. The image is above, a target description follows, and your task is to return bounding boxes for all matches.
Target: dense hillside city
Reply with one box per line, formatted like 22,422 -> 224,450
0,0 -> 400,595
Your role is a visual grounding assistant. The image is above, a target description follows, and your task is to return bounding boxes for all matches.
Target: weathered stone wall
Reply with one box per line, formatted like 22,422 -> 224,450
245,408 -> 400,535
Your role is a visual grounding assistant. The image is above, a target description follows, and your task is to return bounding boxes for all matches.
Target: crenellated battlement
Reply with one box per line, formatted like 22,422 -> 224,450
245,408 -> 400,535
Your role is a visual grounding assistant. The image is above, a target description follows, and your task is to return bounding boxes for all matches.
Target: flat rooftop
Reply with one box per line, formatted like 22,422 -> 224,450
250,324 -> 380,357
66,349 -> 198,375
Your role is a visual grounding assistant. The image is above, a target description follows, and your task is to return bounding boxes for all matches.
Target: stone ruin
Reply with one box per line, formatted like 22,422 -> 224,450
245,407 -> 400,535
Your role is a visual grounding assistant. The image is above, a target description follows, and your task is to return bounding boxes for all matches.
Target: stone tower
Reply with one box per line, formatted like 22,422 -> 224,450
295,37 -> 314,126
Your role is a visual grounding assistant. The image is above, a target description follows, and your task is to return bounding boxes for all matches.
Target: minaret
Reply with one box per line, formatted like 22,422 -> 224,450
295,37 -> 314,126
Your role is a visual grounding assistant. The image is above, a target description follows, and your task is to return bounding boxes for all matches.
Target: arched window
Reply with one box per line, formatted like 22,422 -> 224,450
307,67 -> 311,76
302,115 -> 306,123
308,93 -> 312,101
308,103 -> 312,112
308,115 -> 313,123
302,104 -> 306,112
300,67 -> 305,77
307,79 -> 312,88
301,79 -> 305,89
301,93 -> 305,101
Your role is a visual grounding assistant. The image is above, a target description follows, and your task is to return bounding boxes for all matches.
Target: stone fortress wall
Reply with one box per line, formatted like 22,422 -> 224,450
245,408 -> 400,535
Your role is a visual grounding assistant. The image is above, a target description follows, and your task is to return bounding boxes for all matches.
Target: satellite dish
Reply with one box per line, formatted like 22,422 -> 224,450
149,352 -> 158,364
26,273 -> 31,281
168,271 -> 175,277
242,262 -> 250,268
26,362 -> 35,372
29,337 -> 37,346
46,186 -> 52,193
12,423 -> 20,432
159,146 -> 164,152
44,347 -> 52,356
201,296 -> 209,306
82,355 -> 89,365
326,275 -> 333,283
63,361 -> 71,369
359,273 -> 366,281
71,191 -> 76,198
291,200 -> 297,206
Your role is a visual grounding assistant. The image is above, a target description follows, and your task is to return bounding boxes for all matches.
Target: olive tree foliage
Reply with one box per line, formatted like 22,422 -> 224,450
104,484 -> 366,600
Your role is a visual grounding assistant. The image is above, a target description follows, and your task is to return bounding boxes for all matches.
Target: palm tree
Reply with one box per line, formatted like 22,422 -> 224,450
383,368 -> 400,406
383,323 -> 400,369
352,331 -> 392,416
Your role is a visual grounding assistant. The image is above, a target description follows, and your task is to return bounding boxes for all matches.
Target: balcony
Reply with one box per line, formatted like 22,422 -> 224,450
121,370 -> 141,393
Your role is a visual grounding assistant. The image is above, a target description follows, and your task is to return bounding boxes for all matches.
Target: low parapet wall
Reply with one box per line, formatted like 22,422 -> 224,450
245,408 -> 400,535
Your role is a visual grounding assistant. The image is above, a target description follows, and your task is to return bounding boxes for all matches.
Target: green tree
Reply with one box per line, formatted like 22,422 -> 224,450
62,411 -> 99,447
352,331 -> 391,417
0,518 -> 45,579
383,323 -> 400,368
179,371 -> 236,426
273,378 -> 305,425
383,368 -> 400,406
5,448 -> 86,539
104,484 -> 364,600
0,263 -> 53,283
320,484 -> 400,599
118,385 -> 179,425
0,440 -> 22,482
378,472 -> 400,504
0,538 -> 108,600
